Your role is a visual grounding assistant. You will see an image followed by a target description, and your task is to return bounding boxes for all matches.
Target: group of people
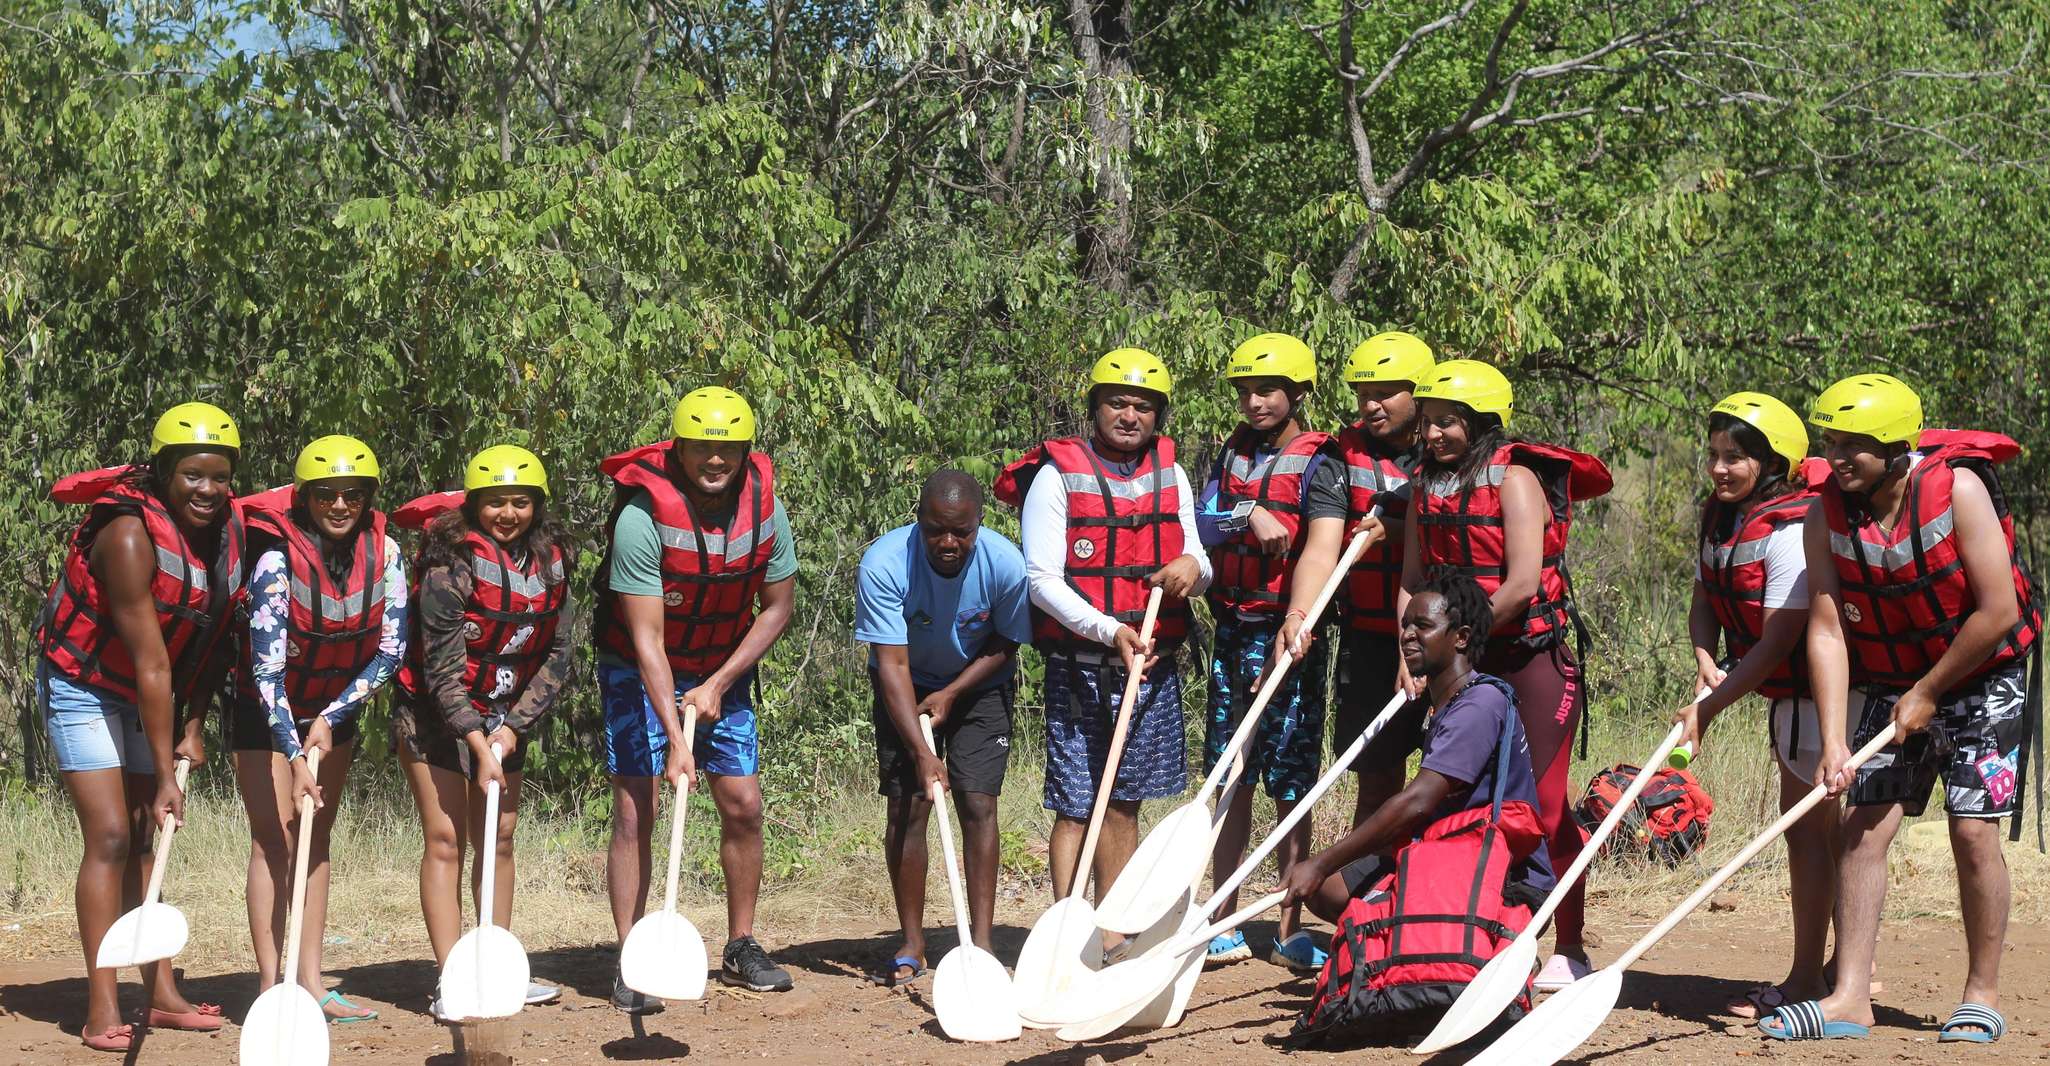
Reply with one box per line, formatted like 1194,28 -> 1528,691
34,331 -> 2038,1054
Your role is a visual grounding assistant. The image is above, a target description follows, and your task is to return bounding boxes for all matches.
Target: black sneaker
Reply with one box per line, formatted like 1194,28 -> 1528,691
612,972 -> 665,1015
721,936 -> 794,992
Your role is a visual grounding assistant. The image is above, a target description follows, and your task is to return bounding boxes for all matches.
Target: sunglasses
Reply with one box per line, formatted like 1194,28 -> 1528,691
308,486 -> 372,508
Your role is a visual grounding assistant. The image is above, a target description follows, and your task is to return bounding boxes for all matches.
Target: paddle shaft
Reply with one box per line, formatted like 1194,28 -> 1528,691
1067,586 -> 1163,895
920,716 -> 975,936
1193,526 -> 1380,802
477,743 -> 506,930
139,758 -> 191,908
1524,717 -> 1689,933
661,704 -> 700,915
280,749 -> 321,983
1615,722 -> 1898,971
1202,689 -> 1408,914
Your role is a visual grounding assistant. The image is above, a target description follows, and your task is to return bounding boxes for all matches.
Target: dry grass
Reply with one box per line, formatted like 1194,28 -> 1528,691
4,701 -> 2047,976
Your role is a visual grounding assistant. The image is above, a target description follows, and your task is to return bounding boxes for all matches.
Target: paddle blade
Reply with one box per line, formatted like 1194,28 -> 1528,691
619,910 -> 709,1002
95,901 -> 188,968
933,945 -> 1021,1042
1123,891 -> 1199,1031
1011,897 -> 1102,1028
1091,804 -> 1209,934
1053,948 -> 1192,1042
1463,966 -> 1623,1066
1411,934 -> 1538,1053
239,983 -> 330,1066
439,926 -> 530,1020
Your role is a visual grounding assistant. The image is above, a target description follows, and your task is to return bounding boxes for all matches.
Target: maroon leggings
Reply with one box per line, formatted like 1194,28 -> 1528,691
1481,638 -> 1585,948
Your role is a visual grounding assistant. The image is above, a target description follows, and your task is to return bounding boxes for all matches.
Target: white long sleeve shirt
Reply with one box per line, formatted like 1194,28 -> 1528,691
1021,454 -> 1211,648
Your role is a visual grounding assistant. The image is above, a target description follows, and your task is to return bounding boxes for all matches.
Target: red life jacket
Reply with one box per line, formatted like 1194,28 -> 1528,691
1413,441 -> 1612,647
239,490 -> 392,718
1291,692 -> 1547,1046
1696,466 -> 1826,701
592,443 -> 779,675
1334,426 -> 1417,635
35,467 -> 247,706
1819,430 -> 2041,690
1207,427 -> 1332,616
995,436 -> 1191,650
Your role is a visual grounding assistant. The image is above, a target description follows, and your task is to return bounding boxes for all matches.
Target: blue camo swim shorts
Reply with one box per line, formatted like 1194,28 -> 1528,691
1203,612 -> 1330,802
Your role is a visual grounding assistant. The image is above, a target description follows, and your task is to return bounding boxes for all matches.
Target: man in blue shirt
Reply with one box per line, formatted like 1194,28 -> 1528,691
855,470 -> 1031,987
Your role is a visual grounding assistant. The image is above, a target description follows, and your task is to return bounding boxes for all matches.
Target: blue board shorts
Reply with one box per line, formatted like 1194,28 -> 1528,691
598,660 -> 760,778
1042,651 -> 1186,819
39,661 -> 153,774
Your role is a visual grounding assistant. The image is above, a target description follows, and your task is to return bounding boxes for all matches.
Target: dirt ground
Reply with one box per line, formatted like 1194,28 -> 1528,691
3,892 -> 2045,1066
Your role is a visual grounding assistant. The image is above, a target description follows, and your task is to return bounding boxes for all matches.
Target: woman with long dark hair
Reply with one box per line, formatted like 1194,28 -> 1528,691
392,445 -> 574,1017
35,402 -> 245,1051
1672,392 -> 1837,1018
1397,360 -> 1611,991
233,434 -> 406,1023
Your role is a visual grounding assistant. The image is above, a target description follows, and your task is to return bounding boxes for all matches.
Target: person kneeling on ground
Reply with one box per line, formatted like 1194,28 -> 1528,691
856,470 -> 1031,987
1280,570 -> 1554,1041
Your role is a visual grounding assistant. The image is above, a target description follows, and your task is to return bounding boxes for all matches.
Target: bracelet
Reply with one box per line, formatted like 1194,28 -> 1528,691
1285,609 -> 1308,622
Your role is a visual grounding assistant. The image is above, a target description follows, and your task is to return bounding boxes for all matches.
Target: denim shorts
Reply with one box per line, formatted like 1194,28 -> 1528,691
39,662 -> 153,774
598,660 -> 760,778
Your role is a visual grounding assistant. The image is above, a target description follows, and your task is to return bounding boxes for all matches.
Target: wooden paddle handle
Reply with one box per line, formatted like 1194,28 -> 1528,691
140,758 -> 191,908
920,715 -> 976,938
280,748 -> 320,982
1615,722 -> 1898,971
661,703 -> 698,916
1070,586 -> 1163,896
1195,525 -> 1380,801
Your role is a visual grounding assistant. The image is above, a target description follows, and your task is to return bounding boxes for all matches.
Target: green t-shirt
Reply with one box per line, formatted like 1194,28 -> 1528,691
606,490 -> 799,596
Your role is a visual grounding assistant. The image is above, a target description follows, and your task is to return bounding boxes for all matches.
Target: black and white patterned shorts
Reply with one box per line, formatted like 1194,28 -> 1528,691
1849,664 -> 2027,819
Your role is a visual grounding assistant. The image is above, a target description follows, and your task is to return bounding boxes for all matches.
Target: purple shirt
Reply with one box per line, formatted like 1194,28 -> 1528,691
1417,674 -> 1555,891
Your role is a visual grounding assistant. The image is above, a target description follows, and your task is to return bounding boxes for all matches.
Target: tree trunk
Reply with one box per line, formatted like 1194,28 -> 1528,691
1067,0 -> 1135,293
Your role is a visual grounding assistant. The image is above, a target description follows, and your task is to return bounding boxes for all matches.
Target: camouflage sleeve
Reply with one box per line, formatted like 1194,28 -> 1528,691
503,582 -> 575,735
418,563 -> 489,739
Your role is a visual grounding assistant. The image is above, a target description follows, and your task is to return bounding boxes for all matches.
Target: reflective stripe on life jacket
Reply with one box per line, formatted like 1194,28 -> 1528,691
1820,430 -> 2041,690
997,436 -> 1191,650
240,491 -> 391,718
35,468 -> 247,706
1208,427 -> 1331,615
1335,427 -> 1417,635
395,507 -> 570,719
1697,486 -> 1818,701
1414,441 -> 1612,647
592,443 -> 778,675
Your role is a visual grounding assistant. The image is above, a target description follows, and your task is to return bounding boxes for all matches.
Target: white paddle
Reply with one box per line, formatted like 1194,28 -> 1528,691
1013,587 -> 1163,1027
97,758 -> 192,968
1461,723 -> 1900,1066
1025,687 -> 1411,1031
919,715 -> 1022,1042
1415,704 -> 1699,1053
1055,891 -> 1289,1041
439,742 -> 531,1020
620,707 -> 709,1001
1095,525 -> 1382,934
240,749 -> 331,1066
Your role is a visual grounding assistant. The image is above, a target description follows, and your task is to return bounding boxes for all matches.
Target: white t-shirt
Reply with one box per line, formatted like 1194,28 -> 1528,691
1021,456 -> 1210,647
1759,522 -> 1810,610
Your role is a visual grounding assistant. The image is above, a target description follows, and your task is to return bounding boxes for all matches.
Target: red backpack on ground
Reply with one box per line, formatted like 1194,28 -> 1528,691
1291,712 -> 1548,1047
1573,763 -> 1715,865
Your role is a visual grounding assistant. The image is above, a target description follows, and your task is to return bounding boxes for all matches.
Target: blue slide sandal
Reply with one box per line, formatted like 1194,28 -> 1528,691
1937,1002 -> 2005,1044
1758,1000 -> 1869,1041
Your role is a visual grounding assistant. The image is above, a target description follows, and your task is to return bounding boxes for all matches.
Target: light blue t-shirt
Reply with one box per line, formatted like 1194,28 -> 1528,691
855,524 -> 1031,690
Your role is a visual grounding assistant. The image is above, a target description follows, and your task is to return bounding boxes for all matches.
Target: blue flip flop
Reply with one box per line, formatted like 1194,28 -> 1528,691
1937,1002 -> 2005,1044
318,990 -> 379,1024
868,955 -> 926,988
1758,1000 -> 1869,1040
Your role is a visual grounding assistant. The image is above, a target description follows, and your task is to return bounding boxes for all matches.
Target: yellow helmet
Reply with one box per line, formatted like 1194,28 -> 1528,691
294,435 -> 380,485
151,402 -> 241,455
672,386 -> 757,442
1414,359 -> 1514,426
1089,348 -> 1173,398
1344,331 -> 1436,385
1711,392 -> 1807,473
1226,333 -> 1316,385
464,444 -> 548,496
1807,373 -> 1921,446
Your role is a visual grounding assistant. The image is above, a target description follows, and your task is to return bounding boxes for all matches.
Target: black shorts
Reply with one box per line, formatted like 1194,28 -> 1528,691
1333,629 -> 1425,773
395,699 -> 527,777
1338,853 -> 1396,898
1848,664 -> 2027,819
230,695 -> 361,753
872,676 -> 1014,798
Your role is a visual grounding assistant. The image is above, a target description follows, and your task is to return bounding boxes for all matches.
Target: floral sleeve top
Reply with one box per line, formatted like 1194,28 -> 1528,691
248,535 -> 409,760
